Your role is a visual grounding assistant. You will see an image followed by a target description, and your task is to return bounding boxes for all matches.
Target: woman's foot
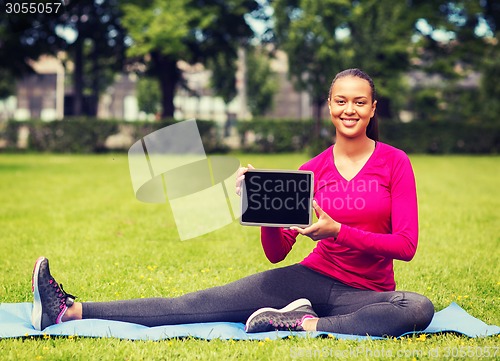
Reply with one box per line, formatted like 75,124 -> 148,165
31,256 -> 77,330
245,298 -> 318,333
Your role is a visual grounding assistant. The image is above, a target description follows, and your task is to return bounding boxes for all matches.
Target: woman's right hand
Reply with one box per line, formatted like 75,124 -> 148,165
235,164 -> 255,196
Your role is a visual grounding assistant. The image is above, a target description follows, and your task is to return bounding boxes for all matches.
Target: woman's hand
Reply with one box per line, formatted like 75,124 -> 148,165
290,201 -> 341,241
235,164 -> 255,196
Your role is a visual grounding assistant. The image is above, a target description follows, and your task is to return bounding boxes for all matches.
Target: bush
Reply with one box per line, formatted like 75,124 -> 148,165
380,120 -> 500,154
0,118 -> 227,153
1,117 -> 499,154
238,118 -> 500,154
30,118 -> 119,153
237,119 -> 329,153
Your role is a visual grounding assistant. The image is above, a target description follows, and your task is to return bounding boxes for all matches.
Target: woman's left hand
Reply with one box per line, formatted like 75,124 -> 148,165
290,201 -> 341,241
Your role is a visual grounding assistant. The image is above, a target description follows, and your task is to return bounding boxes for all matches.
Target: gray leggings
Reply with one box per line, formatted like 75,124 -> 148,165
82,264 -> 434,337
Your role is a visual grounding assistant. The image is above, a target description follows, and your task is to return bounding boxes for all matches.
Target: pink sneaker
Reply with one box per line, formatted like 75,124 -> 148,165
245,298 -> 317,333
31,257 -> 76,330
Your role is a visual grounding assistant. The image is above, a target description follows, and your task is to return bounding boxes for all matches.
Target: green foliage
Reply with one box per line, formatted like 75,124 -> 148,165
2,117 -> 498,154
410,1 -> 499,124
273,0 -> 500,124
0,68 -> 16,100
410,88 -> 442,122
9,119 -> 119,153
136,77 -> 162,115
208,52 -> 238,105
121,0 -> 202,59
246,47 -> 279,116
415,1 -> 493,74
273,0 -> 352,109
237,118 -> 500,154
0,0 -> 127,115
0,6 -> 59,78
120,0 -> 262,117
208,46 -> 279,116
273,0 -> 423,121
346,0 -> 418,118
401,80 -> 490,126
1,118 -> 227,153
480,46 -> 500,124
381,119 -> 500,154
238,119 -> 313,152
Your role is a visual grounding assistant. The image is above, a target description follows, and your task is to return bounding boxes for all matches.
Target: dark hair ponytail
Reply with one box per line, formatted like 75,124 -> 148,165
328,68 -> 379,141
366,114 -> 379,141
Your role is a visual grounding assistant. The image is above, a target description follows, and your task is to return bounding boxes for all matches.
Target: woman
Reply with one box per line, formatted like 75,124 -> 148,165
32,68 -> 434,336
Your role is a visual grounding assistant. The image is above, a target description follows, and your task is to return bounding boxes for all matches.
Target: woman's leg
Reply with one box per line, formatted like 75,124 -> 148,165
76,264 -> 336,327
34,257 -> 332,329
314,286 -> 435,337
33,256 -> 433,335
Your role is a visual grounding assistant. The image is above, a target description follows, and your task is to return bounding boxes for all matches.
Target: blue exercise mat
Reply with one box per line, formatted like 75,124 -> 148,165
0,302 -> 498,340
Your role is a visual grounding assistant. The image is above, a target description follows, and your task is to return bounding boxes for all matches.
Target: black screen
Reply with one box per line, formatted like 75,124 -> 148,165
241,170 -> 313,226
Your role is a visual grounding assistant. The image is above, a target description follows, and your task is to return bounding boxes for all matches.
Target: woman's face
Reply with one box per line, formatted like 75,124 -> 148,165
328,76 -> 377,140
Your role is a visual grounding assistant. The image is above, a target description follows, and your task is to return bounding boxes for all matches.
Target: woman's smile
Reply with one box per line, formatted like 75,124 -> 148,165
340,118 -> 359,127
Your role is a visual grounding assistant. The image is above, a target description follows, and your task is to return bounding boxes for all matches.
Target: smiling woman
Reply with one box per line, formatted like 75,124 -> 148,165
30,69 -> 434,339
328,68 -> 378,143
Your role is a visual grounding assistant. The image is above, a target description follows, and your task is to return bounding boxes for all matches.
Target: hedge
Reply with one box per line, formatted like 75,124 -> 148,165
1,118 -> 499,154
238,118 -> 500,154
380,120 -> 500,154
0,118 -> 227,154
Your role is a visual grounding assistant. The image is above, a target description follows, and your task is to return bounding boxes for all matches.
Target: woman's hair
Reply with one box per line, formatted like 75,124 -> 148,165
328,68 -> 379,141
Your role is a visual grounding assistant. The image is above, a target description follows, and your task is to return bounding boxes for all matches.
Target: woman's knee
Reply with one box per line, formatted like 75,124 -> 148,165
404,292 -> 435,330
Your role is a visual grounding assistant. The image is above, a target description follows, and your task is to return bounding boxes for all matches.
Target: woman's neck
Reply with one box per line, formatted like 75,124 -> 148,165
334,136 -> 375,160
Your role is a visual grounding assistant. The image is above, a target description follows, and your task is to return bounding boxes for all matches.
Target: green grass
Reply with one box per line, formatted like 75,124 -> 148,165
0,153 -> 499,360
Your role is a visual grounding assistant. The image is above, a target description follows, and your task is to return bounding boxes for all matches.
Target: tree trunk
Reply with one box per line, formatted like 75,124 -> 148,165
151,52 -> 180,119
73,35 -> 84,116
89,40 -> 99,117
72,2 -> 84,116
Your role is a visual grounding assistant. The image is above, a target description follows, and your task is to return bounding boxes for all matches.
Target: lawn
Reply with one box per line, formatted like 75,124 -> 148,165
0,152 -> 499,360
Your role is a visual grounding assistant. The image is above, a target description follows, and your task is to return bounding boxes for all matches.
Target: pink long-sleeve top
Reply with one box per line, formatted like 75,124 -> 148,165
260,142 -> 418,292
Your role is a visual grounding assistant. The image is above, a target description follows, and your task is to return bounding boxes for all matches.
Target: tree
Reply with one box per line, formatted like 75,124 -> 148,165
0,69 -> 16,101
57,0 -> 126,116
273,0 -> 432,124
208,51 -> 239,107
245,46 -> 278,116
272,0 -> 352,140
345,0 -> 419,119
0,5 -> 61,99
120,0 -> 264,119
0,0 -> 126,116
136,77 -> 161,117
411,1 -> 499,123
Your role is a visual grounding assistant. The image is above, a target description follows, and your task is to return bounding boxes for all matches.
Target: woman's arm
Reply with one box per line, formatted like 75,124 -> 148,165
260,227 -> 299,263
335,155 -> 418,261
293,155 -> 418,262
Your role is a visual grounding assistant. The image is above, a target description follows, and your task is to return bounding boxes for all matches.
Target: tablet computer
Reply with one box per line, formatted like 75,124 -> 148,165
240,169 -> 314,227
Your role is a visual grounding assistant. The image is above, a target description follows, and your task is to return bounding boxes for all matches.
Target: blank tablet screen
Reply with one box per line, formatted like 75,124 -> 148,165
240,169 -> 313,227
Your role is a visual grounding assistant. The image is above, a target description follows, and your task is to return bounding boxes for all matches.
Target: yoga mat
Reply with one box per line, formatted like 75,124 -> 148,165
0,302 -> 498,341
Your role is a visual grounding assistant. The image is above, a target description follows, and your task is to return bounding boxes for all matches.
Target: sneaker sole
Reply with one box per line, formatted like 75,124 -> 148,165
244,298 -> 312,332
31,256 -> 46,331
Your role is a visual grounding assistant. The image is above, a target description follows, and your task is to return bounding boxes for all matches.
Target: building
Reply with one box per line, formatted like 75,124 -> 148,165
6,50 -> 379,124
13,55 -> 64,121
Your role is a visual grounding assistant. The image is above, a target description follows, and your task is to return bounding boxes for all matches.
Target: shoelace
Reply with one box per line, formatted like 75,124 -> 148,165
269,318 -> 301,329
49,278 -> 76,309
